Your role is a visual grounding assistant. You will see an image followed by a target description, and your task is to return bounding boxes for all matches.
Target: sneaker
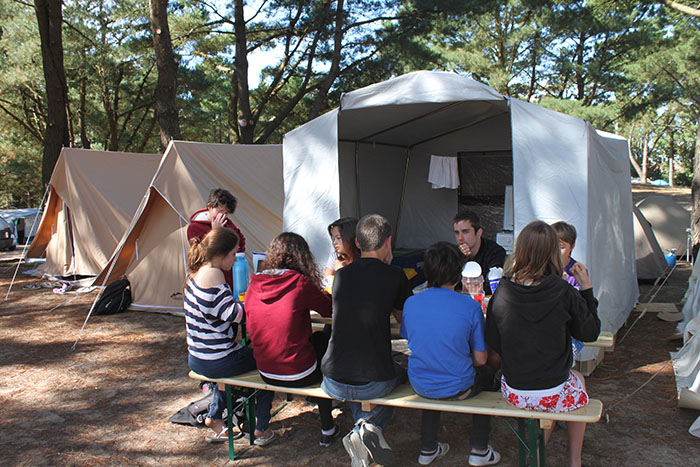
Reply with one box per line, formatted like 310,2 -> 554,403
342,429 -> 371,467
358,421 -> 395,466
319,424 -> 340,447
468,445 -> 501,466
418,442 -> 450,465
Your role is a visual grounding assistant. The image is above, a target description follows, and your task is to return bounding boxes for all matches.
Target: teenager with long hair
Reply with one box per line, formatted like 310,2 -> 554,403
485,220 -> 600,467
244,232 -> 337,446
323,217 -> 361,278
185,228 -> 274,445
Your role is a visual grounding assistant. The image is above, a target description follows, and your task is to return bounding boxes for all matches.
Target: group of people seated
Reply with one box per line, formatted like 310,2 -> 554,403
183,188 -> 600,467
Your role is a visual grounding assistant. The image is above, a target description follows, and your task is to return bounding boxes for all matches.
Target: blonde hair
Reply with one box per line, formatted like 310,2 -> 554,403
187,228 -> 239,274
506,220 -> 563,284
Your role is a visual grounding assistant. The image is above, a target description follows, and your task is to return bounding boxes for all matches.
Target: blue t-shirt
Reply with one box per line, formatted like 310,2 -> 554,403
400,287 -> 487,399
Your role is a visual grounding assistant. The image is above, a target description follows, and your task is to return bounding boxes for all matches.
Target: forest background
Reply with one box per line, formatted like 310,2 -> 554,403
1,0 -> 699,241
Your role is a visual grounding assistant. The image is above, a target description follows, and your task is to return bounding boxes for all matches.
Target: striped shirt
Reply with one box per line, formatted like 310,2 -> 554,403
184,278 -> 244,361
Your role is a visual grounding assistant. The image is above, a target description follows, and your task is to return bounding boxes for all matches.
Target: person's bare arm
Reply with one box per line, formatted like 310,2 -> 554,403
472,349 -> 488,367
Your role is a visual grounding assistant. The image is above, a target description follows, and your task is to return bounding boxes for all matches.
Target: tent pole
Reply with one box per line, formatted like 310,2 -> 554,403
393,147 -> 411,250
4,183 -> 50,301
356,101 -> 466,142
354,142 -> 362,217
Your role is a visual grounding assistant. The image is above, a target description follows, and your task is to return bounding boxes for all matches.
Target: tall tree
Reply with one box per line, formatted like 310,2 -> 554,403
149,0 -> 181,147
34,0 -> 70,186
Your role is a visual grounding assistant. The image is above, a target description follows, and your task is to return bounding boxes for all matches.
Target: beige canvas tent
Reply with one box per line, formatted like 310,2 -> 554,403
27,148 -> 161,276
96,141 -> 284,314
633,205 -> 668,280
637,194 -> 690,257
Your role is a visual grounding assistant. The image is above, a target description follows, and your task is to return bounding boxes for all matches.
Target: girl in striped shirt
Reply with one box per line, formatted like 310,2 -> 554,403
185,228 -> 274,444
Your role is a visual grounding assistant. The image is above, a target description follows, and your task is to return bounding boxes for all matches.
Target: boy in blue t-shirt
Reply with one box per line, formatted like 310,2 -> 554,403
401,242 -> 501,466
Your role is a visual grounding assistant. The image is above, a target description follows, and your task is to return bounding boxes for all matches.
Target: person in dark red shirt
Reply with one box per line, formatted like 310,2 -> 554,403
187,189 -> 246,290
244,232 -> 336,447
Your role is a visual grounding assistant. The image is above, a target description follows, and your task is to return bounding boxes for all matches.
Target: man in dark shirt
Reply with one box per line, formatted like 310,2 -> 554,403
453,209 -> 506,295
321,214 -> 412,467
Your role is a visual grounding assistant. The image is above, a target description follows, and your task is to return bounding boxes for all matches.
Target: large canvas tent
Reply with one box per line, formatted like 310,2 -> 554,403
633,205 -> 668,280
96,141 -> 283,314
27,148 -> 161,276
283,71 -> 638,356
636,194 -> 690,257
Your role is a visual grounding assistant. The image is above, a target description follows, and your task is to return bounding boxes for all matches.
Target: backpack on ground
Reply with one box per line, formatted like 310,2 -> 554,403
93,279 -> 132,315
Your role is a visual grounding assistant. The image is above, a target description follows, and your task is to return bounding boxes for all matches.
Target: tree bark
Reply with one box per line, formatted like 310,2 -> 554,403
669,127 -> 675,186
309,0 -> 345,119
149,0 -> 181,148
691,120 -> 700,251
233,0 -> 254,144
642,133 -> 649,183
35,0 -> 70,186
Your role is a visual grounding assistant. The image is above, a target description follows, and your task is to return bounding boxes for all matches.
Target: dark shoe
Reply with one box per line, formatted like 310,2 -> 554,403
319,424 -> 340,447
359,421 -> 395,466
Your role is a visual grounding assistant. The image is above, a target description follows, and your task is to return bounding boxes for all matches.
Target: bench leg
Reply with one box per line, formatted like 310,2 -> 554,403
516,419 -> 546,467
246,390 -> 257,445
225,385 -> 235,461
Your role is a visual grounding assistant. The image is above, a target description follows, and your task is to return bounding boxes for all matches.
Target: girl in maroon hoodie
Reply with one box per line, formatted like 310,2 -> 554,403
244,232 -> 338,446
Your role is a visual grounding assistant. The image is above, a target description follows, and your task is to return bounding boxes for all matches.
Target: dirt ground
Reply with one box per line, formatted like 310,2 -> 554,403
1,184 -> 699,466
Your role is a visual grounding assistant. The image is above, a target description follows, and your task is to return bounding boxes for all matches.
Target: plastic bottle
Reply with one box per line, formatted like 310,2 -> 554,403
488,267 -> 503,294
233,252 -> 249,299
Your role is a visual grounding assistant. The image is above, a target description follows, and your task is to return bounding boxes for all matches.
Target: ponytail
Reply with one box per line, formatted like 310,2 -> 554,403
187,228 -> 240,275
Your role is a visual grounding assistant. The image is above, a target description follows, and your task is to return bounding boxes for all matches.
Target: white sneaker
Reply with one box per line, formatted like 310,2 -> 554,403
342,429 -> 371,467
418,442 -> 450,465
358,420 -> 395,466
469,445 -> 501,466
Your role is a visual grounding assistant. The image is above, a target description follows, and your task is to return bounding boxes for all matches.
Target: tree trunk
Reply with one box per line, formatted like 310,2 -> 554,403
642,133 -> 649,183
35,0 -> 70,186
149,0 -> 181,148
669,128 -> 675,186
234,0 -> 254,144
691,120 -> 700,251
309,0 -> 345,119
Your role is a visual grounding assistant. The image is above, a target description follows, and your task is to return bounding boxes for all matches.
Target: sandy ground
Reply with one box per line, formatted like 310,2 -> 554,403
1,185 -> 699,466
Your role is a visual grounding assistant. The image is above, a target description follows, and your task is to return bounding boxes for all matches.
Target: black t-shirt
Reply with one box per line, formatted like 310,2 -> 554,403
472,237 -> 506,295
321,257 -> 412,384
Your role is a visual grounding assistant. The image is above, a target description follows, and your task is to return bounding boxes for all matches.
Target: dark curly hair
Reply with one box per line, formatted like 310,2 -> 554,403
264,232 -> 322,289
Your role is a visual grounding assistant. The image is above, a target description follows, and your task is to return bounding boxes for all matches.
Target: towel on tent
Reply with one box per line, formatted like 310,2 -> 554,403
428,155 -> 459,189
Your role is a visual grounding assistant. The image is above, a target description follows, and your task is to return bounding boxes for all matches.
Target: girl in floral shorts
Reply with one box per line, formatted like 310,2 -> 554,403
485,221 -> 601,467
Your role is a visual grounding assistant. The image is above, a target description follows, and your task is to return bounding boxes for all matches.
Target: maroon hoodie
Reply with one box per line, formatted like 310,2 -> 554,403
187,208 -> 246,290
244,270 -> 331,379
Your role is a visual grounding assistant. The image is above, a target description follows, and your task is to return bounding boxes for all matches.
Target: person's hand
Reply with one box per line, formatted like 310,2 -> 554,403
211,212 -> 227,229
458,242 -> 472,258
570,262 -> 592,290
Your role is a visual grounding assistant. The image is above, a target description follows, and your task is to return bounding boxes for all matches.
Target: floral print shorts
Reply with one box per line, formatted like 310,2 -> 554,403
501,371 -> 589,412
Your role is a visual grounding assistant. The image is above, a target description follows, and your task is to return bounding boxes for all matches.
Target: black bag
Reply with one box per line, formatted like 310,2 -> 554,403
93,279 -> 132,315
170,391 -> 214,427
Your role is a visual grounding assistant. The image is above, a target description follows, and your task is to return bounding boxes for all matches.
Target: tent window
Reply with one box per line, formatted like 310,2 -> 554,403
457,150 -> 513,238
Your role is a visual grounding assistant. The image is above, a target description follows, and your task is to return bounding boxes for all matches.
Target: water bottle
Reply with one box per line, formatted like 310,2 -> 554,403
665,249 -> 677,267
233,252 -> 249,299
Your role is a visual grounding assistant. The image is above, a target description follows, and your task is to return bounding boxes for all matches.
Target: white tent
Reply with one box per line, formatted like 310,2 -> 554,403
633,205 -> 668,280
96,141 -> 284,314
283,71 -> 638,357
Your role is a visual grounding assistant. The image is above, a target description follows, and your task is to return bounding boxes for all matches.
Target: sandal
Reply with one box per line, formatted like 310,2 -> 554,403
204,427 -> 243,444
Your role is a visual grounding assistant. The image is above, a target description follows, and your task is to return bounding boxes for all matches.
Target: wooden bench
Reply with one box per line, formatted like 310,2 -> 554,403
189,370 -> 603,466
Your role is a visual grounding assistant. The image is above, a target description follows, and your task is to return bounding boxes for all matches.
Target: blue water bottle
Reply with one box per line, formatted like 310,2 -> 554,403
233,252 -> 249,299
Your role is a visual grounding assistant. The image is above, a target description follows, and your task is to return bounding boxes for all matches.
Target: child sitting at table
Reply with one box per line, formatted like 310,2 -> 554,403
323,217 -> 361,278
244,232 -> 337,447
485,221 -> 600,467
400,241 -> 501,466
552,221 -> 587,361
184,228 -> 274,444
